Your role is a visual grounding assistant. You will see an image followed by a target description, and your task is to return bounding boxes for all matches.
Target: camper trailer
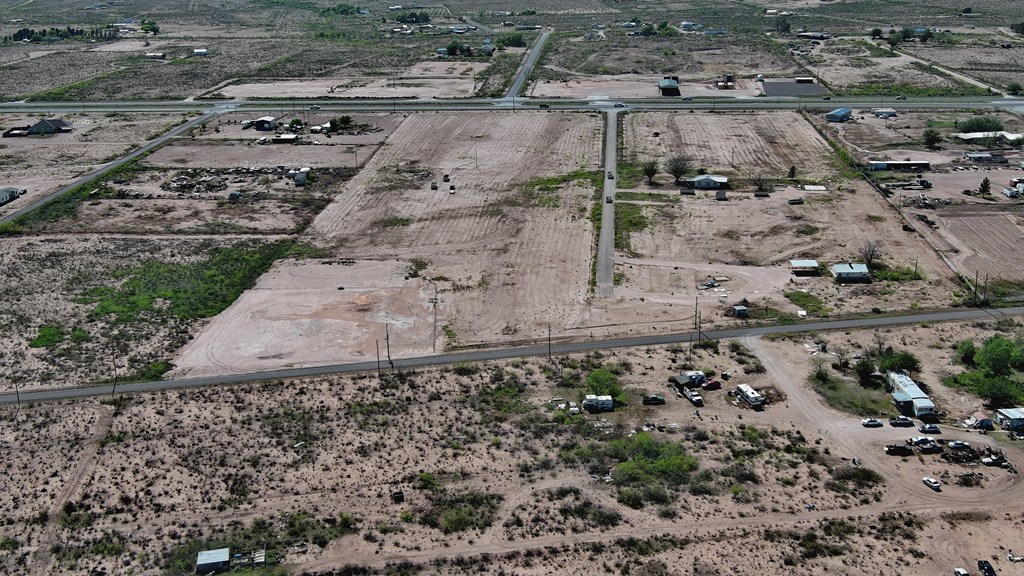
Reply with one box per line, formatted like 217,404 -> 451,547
735,384 -> 765,409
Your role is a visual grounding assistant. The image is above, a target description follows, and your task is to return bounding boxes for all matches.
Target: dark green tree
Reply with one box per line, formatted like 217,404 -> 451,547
976,336 -> 1022,376
641,160 -> 659,183
922,128 -> 942,148
956,340 -> 977,367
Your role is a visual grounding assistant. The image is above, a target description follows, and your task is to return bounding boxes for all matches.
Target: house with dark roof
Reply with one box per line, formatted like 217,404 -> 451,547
28,119 -> 73,135
0,187 -> 26,206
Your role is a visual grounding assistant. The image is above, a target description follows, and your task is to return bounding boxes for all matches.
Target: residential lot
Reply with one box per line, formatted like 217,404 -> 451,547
4,325 -> 1024,574
0,112 -> 188,218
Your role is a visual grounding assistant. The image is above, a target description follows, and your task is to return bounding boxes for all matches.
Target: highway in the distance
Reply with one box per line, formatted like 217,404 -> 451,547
3,306 -> 1020,405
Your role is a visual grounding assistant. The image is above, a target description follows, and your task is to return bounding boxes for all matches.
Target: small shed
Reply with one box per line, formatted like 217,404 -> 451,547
193,48 -> 209,56
254,116 -> 277,131
658,77 -> 680,96
196,548 -> 230,574
825,108 -> 852,123
994,407 -> 1024,430
730,305 -> 749,318
873,108 -> 897,117
271,133 -> 299,144
715,189 -> 727,201
831,262 -> 869,283
789,259 -> 819,276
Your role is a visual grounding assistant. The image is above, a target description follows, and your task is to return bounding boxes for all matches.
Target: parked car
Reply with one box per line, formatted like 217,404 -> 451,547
607,171 -> 614,179
919,424 -> 941,434
642,395 -> 666,406
919,442 -> 944,454
948,441 -> 971,450
605,196 -> 613,204
701,379 -> 722,390
923,477 -> 941,490
910,436 -> 936,446
978,559 -> 997,576
890,416 -> 914,427
885,444 -> 914,456
682,387 -> 704,407
954,568 -> 969,576
862,418 -> 883,427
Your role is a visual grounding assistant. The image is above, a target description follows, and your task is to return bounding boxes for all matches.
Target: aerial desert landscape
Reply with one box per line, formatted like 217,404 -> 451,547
3,0 -> 1024,574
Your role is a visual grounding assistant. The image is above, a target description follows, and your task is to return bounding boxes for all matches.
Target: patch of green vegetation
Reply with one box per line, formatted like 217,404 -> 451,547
615,191 -> 679,203
58,502 -> 96,531
164,513 -> 357,574
557,499 -> 622,527
474,53 -> 522,97
872,263 -> 924,282
614,204 -> 649,255
809,365 -> 890,416
128,361 -> 173,382
946,335 -> 1024,407
419,491 -> 502,533
826,466 -> 885,493
517,170 -> 603,207
374,216 -> 412,228
616,161 -> 642,189
474,369 -> 530,415
98,433 -> 126,447
261,405 -> 319,449
28,325 -> 65,348
784,291 -> 828,316
842,75 -> 989,97
405,258 -> 429,279
562,432 -> 699,508
0,536 -> 18,552
82,242 -> 298,323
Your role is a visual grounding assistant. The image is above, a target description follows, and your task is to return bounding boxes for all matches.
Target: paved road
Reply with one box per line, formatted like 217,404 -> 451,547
4,306 -> 1020,405
595,110 -> 618,297
504,30 -> 550,99
0,110 -> 217,225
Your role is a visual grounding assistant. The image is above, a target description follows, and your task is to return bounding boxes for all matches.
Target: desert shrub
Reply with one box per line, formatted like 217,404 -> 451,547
956,116 -> 1003,133
419,491 -> 502,533
28,325 -> 65,348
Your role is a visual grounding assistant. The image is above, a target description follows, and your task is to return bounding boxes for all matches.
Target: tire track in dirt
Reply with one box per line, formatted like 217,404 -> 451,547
31,403 -> 112,572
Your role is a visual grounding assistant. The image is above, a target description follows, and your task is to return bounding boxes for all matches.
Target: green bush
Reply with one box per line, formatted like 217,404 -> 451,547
28,325 -> 65,348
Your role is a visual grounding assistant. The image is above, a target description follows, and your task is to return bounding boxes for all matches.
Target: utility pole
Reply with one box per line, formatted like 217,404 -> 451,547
13,379 -> 20,413
426,279 -> 438,353
376,339 -> 382,384
547,323 -> 553,363
385,324 -> 394,369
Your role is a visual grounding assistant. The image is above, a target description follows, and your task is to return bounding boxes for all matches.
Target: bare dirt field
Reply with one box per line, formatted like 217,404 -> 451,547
529,75 -> 761,98
4,322 -> 1024,575
0,112 -> 187,218
905,41 -> 1024,91
144,141 -> 366,170
837,111 -> 1024,158
623,111 -> 836,179
216,62 -> 491,100
917,203 -> 1024,282
170,112 -> 604,375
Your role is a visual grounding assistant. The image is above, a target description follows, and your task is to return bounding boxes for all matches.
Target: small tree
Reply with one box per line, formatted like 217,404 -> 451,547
870,28 -> 883,38
666,155 -> 693,183
787,165 -> 797,179
979,177 -> 991,195
1009,82 -> 1023,96
748,173 -> 771,193
854,358 -> 877,387
641,160 -> 659,183
859,240 -> 881,268
922,128 -> 942,148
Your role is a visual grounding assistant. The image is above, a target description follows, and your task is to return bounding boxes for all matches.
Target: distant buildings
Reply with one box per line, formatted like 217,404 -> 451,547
825,108 -> 852,122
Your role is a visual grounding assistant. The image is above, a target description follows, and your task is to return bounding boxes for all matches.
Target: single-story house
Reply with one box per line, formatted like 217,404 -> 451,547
825,108 -> 852,123
887,371 -> 937,417
685,174 -> 729,189
831,262 -> 869,283
965,152 -> 1008,164
196,548 -> 230,574
994,407 -> 1024,430
969,411 -> 994,430
789,259 -> 820,275
271,134 -> 299,144
253,116 -> 277,131
659,77 -> 680,96
0,187 -> 26,205
873,108 -> 897,118
28,119 -> 73,135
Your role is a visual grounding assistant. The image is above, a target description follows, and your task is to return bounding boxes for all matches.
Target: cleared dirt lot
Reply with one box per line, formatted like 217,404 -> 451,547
530,75 -> 761,98
0,112 -> 187,218
624,111 -> 836,180
169,112 -> 604,375
217,61 -> 491,99
5,324 -> 1024,575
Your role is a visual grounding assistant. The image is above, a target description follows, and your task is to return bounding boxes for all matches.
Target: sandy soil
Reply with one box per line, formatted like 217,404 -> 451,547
0,112 -> 187,217
624,111 -> 837,179
6,324 -> 1024,575
530,75 -> 761,98
218,62 -> 491,99
143,141 -> 366,169
87,40 -> 172,52
169,112 -> 603,375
